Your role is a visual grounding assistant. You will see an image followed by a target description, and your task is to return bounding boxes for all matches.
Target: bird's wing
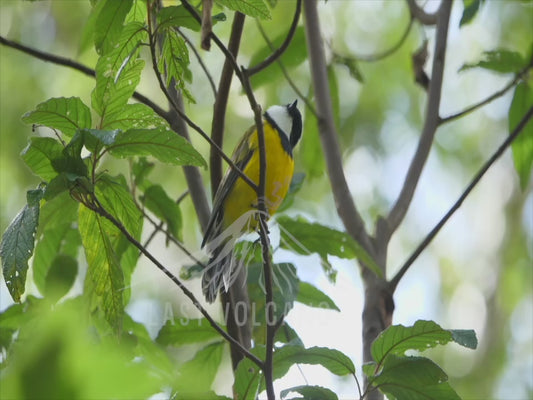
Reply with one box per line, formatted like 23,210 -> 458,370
202,125 -> 257,248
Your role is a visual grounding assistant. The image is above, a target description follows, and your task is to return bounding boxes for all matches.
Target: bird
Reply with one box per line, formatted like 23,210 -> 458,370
201,100 -> 302,303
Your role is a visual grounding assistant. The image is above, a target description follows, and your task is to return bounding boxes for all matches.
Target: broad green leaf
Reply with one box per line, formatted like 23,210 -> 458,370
158,28 -> 193,101
450,329 -> 478,350
79,205 -> 124,334
101,103 -> 170,131
247,262 -> 299,344
234,346 -> 264,400
280,385 -> 338,400
94,174 -> 143,303
509,81 -> 533,190
0,303 -> 163,400
217,0 -> 271,19
132,157 -> 155,190
141,184 -> 182,239
277,215 -> 382,278
300,106 -> 325,179
460,0 -> 484,27
125,0 -> 147,23
278,172 -> 305,212
250,27 -> 306,89
371,320 -> 478,366
156,318 -> 222,346
372,355 -> 460,400
43,254 -> 78,302
296,281 -> 340,311
273,345 -> 355,381
460,49 -> 526,74
21,137 -> 64,181
106,127 -> 206,167
0,188 -> 44,302
174,341 -> 224,393
94,0 -> 133,55
157,5 -> 201,31
92,22 -> 147,119
274,323 -> 304,346
33,192 -> 79,294
21,97 -> 92,137
79,0 -> 107,54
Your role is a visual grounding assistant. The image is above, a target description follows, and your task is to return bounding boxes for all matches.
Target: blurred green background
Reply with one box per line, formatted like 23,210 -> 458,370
1,1 -> 532,399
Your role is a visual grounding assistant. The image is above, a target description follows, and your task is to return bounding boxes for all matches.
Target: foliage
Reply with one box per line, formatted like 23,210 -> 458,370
0,0 -> 531,399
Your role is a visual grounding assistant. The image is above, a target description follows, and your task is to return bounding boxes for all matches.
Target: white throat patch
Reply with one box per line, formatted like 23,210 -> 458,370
265,105 -> 292,140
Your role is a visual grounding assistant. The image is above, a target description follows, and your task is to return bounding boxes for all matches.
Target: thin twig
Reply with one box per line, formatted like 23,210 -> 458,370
406,0 -> 438,25
0,35 -> 168,120
334,16 -> 414,63
83,197 -> 264,368
384,0 -> 452,242
177,28 -> 217,98
303,0 -> 374,257
439,62 -> 533,125
255,22 -> 317,117
389,105 -> 533,291
210,12 -> 246,194
181,0 -> 245,85
247,0 -> 302,76
146,9 -> 258,192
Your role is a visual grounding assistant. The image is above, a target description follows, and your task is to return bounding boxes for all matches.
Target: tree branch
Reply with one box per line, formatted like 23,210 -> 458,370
439,61 -> 533,125
303,0 -> 374,257
389,105 -> 533,291
406,0 -> 438,25
82,197 -> 264,369
247,0 -> 302,76
210,12 -> 246,195
384,0 -> 452,242
0,35 -> 168,121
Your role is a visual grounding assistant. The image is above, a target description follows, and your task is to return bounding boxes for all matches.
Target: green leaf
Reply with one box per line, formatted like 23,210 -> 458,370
94,174 -> 143,303
132,157 -> 155,190
459,49 -> 527,74
509,81 -> 533,190
300,106 -> 325,179
94,0 -> 133,55
141,184 -> 182,239
157,5 -> 201,31
247,262 -> 299,344
460,0 -> 484,27
21,137 -> 64,181
156,318 -> 222,346
106,127 -> 207,167
273,345 -> 355,381
0,188 -> 44,302
175,341 -> 224,393
101,103 -> 170,131
125,0 -> 147,23
450,329 -> 478,350
21,97 -> 92,137
371,320 -> 478,366
43,254 -> 78,302
296,281 -> 340,311
92,22 -> 147,119
278,172 -> 305,212
79,205 -> 124,334
33,192 -> 79,294
280,385 -> 338,400
158,28 -> 193,101
217,0 -> 271,19
277,215 -> 382,278
234,346 -> 264,400
372,355 -> 460,400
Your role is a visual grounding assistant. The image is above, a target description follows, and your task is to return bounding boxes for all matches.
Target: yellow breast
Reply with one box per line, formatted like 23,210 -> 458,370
223,121 -> 294,231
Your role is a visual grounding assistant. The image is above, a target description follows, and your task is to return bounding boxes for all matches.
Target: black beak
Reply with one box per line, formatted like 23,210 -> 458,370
288,99 -> 298,111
